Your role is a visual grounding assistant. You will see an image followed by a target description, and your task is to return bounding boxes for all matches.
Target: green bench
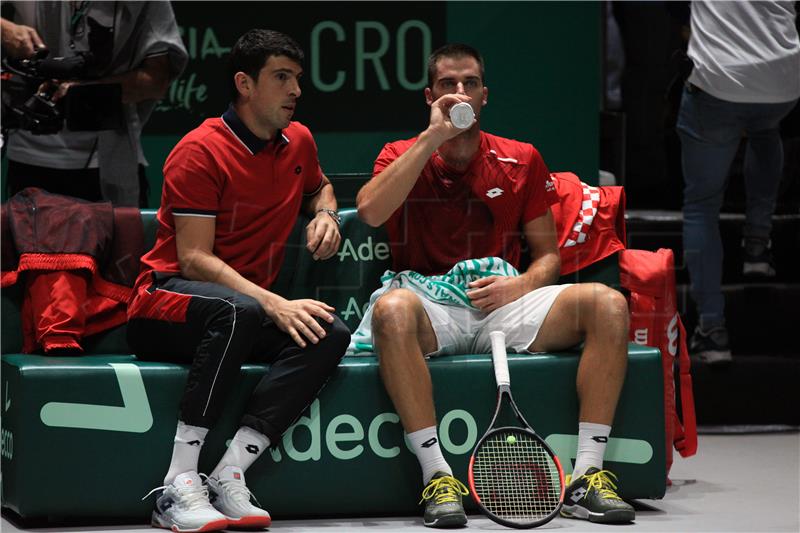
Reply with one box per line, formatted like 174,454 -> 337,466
1,209 -> 666,521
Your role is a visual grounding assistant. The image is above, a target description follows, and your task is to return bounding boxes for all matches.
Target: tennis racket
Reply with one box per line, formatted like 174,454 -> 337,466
468,330 -> 565,529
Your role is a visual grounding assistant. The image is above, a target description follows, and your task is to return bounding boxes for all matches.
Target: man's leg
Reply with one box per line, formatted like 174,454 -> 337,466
130,278 -> 265,477
528,284 -> 628,454
129,277 -> 267,532
676,85 -> 742,361
238,315 -> 349,443
371,288 -> 468,528
372,289 -> 439,434
527,283 -> 634,523
741,99 -> 799,276
205,314 -> 349,528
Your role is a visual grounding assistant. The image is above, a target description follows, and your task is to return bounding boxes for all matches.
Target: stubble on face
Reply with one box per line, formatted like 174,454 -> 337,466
248,55 -> 303,138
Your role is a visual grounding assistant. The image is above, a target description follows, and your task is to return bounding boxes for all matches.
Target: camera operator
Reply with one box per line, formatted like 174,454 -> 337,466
1,1 -> 188,207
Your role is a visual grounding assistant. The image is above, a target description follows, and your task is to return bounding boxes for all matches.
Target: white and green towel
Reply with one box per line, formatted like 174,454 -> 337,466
347,257 -> 520,354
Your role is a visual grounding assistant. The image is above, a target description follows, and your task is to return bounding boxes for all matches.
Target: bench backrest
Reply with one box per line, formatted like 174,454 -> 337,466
1,208 -> 618,354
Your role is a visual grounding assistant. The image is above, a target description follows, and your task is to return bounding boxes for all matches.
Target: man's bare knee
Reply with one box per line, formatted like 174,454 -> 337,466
595,285 -> 629,332
372,288 -> 424,341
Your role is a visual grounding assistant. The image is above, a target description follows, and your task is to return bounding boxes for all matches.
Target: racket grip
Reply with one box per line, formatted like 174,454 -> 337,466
489,330 -> 510,387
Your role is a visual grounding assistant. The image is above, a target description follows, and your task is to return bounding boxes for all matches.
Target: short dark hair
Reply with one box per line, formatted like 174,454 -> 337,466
427,43 -> 485,88
228,29 -> 304,101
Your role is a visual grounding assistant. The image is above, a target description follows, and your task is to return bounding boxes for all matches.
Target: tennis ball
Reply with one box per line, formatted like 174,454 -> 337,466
506,435 -> 517,445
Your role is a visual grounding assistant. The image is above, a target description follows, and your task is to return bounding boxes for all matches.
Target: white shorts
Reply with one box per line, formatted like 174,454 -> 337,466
417,284 -> 572,356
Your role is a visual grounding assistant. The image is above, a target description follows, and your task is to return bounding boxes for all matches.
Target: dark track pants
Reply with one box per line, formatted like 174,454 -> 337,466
127,275 -> 349,443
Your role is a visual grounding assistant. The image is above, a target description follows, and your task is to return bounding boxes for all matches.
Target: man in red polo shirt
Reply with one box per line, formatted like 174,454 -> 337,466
129,30 -> 349,532
357,44 -> 634,527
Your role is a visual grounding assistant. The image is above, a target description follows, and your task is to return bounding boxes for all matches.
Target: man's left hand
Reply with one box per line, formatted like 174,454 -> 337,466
306,211 -> 341,260
466,276 -> 528,312
51,81 -> 79,102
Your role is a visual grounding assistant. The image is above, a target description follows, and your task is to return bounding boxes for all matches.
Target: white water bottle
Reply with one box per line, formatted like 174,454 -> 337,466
449,102 -> 475,129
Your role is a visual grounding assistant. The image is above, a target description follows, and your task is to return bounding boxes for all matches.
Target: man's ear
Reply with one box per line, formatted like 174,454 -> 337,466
482,86 -> 488,106
234,72 -> 252,99
425,87 -> 434,106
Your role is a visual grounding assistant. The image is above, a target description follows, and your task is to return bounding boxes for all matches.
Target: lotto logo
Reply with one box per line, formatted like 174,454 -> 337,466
570,487 -> 587,503
421,437 -> 438,448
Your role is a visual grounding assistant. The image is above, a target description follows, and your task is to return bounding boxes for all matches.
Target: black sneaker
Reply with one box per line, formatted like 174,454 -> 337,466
742,239 -> 776,277
561,468 -> 635,523
690,325 -> 732,364
419,471 -> 468,528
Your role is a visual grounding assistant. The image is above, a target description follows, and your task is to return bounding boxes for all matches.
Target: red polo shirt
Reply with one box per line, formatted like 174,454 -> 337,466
374,131 -> 557,275
137,106 -> 324,290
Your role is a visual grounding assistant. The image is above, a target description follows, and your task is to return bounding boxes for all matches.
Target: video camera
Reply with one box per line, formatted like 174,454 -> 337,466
1,16 -> 122,136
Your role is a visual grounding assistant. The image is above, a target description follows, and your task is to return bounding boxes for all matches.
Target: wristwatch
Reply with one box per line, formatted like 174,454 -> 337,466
316,208 -> 341,227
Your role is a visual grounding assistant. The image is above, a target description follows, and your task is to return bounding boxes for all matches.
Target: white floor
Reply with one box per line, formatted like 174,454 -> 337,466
3,433 -> 798,532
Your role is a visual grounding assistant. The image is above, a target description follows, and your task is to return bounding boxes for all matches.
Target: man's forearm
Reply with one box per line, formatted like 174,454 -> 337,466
304,179 -> 337,216
180,249 -> 282,311
99,55 -> 171,104
356,129 -> 442,227
520,252 -> 562,292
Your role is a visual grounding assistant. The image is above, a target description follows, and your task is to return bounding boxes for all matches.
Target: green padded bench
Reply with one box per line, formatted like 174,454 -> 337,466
1,209 -> 666,522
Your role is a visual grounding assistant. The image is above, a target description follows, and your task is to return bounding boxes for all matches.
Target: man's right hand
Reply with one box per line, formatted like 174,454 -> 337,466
356,94 -> 473,228
265,296 -> 336,348
425,93 -> 474,144
0,19 -> 44,59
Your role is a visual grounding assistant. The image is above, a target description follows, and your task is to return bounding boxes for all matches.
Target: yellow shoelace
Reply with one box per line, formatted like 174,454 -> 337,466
419,475 -> 469,505
583,470 -> 623,501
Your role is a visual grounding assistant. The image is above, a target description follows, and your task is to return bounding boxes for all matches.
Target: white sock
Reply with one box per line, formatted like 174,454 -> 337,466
211,426 -> 270,479
164,421 -> 209,485
407,426 -> 451,484
572,422 -> 611,480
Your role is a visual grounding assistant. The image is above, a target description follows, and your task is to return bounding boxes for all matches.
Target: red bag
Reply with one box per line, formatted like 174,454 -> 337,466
550,172 -> 627,275
619,248 -> 697,480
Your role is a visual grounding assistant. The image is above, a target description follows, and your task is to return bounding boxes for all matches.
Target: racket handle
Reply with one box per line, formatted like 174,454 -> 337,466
489,330 -> 510,387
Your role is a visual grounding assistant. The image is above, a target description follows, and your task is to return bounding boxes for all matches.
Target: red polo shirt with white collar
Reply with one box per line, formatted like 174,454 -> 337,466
137,106 -> 324,290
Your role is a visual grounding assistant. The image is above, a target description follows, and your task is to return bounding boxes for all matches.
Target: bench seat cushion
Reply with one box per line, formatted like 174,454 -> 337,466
0,346 -> 665,519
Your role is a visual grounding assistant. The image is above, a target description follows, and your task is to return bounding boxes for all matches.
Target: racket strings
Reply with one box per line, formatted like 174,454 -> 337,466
472,431 -> 562,523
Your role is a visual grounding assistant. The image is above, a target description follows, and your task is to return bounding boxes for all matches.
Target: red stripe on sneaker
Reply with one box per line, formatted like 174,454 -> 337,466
226,515 -> 272,528
170,518 -> 228,533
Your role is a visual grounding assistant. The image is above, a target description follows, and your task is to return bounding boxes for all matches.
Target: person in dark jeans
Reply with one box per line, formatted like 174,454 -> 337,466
128,30 -> 349,532
677,0 -> 799,364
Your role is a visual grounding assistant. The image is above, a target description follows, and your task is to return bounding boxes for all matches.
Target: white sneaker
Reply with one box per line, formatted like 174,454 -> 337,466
207,466 -> 271,528
145,472 -> 228,532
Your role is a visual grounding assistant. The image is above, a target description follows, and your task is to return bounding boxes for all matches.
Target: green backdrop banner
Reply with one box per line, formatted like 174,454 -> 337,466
1,2 -> 600,208
143,1 -> 600,207
148,2 -> 446,133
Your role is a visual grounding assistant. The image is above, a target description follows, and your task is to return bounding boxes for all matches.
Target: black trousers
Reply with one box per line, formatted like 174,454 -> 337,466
127,275 -> 349,443
6,160 -> 151,208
